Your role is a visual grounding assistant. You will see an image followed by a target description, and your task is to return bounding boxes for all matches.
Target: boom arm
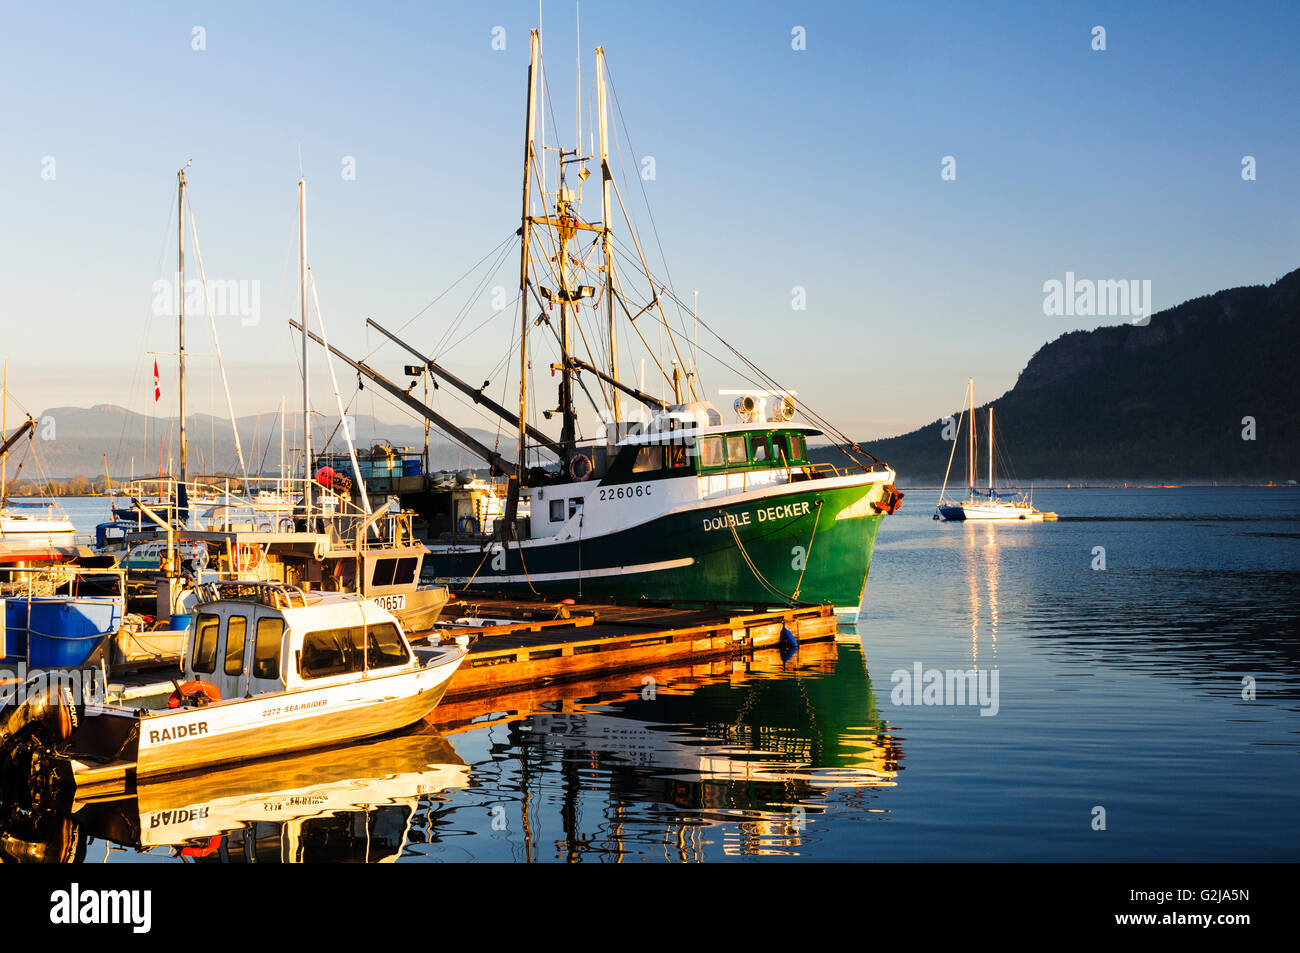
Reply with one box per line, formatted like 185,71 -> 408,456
289,320 -> 514,475
0,417 -> 35,461
365,318 -> 564,457
561,357 -> 667,411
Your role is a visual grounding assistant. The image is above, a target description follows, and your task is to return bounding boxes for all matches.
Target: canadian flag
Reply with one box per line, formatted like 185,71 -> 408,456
153,359 -> 161,402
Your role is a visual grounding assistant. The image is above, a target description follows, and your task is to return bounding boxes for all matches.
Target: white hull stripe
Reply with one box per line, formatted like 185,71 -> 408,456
437,557 -> 694,586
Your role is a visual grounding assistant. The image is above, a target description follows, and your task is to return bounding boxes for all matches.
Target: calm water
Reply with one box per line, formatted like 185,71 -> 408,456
10,488 -> 1300,862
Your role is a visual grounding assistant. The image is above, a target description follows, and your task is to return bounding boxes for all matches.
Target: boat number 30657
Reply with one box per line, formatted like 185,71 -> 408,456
598,484 -> 651,501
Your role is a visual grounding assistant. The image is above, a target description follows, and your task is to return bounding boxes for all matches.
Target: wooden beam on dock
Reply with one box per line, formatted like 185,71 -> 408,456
438,601 -> 837,699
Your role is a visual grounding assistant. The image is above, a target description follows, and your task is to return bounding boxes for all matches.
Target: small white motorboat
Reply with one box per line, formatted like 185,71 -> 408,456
0,581 -> 466,797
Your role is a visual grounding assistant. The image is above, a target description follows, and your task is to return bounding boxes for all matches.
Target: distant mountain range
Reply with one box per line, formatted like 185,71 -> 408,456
11,269 -> 1299,484
828,268 -> 1300,483
4,405 -> 507,479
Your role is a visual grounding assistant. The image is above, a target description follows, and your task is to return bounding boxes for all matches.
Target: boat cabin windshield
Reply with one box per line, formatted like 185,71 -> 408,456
298,622 -> 410,679
606,429 -> 809,483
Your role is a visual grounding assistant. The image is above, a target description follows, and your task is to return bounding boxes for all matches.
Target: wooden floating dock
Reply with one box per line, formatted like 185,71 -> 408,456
431,598 -> 839,700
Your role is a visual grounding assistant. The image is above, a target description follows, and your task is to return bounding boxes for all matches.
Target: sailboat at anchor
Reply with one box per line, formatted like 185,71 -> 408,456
935,379 -> 1053,522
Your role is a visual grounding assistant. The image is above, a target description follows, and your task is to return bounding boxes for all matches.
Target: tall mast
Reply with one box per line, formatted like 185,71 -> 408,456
2,359 -> 7,503
988,407 -> 994,493
504,28 -> 540,536
596,45 -> 619,427
556,182 -> 576,460
299,178 -> 311,522
967,378 -> 974,497
279,395 -> 286,482
178,167 -> 188,494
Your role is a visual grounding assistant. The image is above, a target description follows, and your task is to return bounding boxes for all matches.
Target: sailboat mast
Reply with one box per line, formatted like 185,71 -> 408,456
178,167 -> 188,493
279,395 -> 286,482
504,28 -> 540,536
299,178 -> 311,522
988,407 -> 994,493
2,360 -> 6,503
596,45 -> 619,427
967,378 -> 974,496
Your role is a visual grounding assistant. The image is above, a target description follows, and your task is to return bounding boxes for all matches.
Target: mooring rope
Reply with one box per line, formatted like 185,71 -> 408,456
791,499 -> 824,601
724,510 -> 800,605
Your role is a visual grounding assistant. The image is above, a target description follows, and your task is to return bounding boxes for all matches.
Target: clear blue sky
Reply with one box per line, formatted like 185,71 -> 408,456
1,0 -> 1297,448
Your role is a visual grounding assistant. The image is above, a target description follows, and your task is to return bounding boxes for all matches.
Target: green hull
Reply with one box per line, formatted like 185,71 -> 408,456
428,481 -> 885,611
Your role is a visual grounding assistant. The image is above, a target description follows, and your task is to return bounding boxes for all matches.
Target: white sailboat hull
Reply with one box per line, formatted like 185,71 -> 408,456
953,501 -> 1043,521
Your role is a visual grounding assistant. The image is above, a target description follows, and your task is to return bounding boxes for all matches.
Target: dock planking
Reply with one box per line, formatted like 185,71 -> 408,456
429,597 -> 838,699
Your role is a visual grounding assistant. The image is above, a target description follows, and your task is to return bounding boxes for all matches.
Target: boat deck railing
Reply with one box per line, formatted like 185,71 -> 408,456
807,460 -> 891,479
114,476 -> 418,550
194,580 -> 312,610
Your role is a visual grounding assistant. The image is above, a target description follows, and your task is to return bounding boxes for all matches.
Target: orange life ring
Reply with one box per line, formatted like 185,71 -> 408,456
168,680 -> 222,709
233,542 -> 263,573
568,453 -> 593,481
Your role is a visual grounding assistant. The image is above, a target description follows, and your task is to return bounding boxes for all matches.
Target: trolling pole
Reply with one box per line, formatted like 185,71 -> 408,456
289,320 -> 513,474
0,417 -> 35,462
365,318 -> 563,457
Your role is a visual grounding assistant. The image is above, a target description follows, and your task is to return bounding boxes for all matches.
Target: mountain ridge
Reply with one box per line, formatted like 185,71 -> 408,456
835,267 -> 1300,482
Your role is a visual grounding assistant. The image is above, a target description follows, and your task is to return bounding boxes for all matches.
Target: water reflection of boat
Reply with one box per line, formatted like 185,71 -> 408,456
497,638 -> 902,860
7,723 -> 467,864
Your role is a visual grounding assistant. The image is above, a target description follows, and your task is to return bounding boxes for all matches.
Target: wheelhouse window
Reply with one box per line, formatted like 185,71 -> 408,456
253,617 -> 284,680
631,446 -> 664,472
371,558 -> 397,587
751,435 -> 772,464
298,624 -> 408,679
550,499 -> 565,522
568,498 -> 583,518
725,435 -> 747,464
191,613 -> 220,674
667,444 -> 691,469
698,436 -> 723,468
773,431 -> 808,464
225,616 -> 247,676
392,557 -> 418,586
299,627 -> 357,679
365,623 -> 410,669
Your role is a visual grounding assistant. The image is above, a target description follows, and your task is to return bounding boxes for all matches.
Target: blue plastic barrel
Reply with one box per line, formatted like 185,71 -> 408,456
170,613 -> 192,631
24,598 -> 122,668
2,600 -> 28,660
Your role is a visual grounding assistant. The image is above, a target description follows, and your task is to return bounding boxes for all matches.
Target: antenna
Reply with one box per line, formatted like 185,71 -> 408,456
575,1 -> 581,156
